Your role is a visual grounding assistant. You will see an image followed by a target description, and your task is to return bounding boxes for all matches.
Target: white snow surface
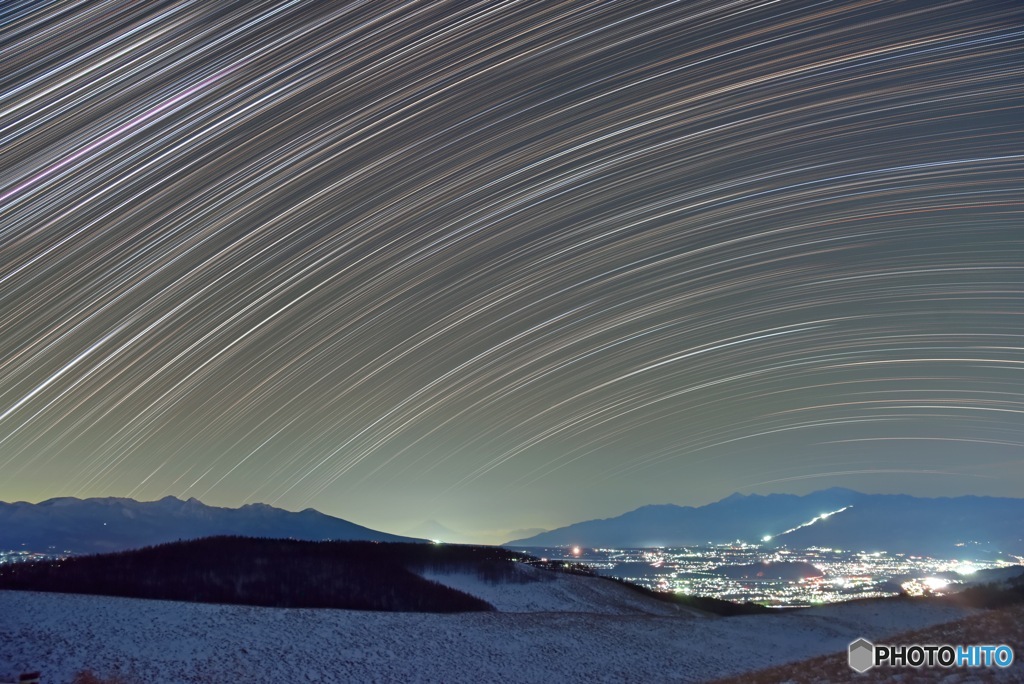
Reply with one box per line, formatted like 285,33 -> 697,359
417,563 -> 693,615
0,573 -> 979,683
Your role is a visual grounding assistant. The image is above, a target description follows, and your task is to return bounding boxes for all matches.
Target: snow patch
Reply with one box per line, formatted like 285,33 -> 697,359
0,590 -> 979,683
418,564 -> 691,615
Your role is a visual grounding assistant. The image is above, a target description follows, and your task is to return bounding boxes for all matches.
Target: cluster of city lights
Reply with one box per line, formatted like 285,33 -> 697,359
535,545 -> 1013,607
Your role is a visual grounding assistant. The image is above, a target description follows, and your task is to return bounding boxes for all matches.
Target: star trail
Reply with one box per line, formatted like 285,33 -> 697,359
1,0 -> 1021,540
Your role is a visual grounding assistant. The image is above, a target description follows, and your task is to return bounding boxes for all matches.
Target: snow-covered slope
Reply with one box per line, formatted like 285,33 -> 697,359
418,563 -> 694,615
716,602 -> 1024,683
0,587 -> 977,683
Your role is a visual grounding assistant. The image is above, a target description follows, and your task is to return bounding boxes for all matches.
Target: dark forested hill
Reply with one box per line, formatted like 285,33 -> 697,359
0,536 -> 534,613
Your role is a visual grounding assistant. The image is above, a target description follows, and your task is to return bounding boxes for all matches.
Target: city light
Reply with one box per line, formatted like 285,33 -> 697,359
529,543 -> 1012,607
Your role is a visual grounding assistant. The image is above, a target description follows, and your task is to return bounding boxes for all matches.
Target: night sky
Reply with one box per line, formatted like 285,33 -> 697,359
1,0 -> 1021,543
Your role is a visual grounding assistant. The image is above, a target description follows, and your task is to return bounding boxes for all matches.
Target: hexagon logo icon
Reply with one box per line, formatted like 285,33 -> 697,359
848,638 -> 875,673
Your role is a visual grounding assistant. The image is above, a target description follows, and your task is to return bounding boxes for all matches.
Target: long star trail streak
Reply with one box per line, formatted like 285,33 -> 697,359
0,0 -> 1021,539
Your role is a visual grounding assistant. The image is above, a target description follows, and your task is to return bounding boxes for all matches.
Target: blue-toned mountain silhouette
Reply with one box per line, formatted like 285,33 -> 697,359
505,488 -> 1024,556
0,496 -> 420,554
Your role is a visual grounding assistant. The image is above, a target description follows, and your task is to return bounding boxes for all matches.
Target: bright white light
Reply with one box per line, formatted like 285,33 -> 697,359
776,506 -> 851,537
924,577 -> 949,590
571,546 -> 582,556
762,535 -> 772,542
959,563 -> 977,575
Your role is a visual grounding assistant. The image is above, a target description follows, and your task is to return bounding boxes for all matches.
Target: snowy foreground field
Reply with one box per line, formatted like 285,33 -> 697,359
0,567 -> 983,683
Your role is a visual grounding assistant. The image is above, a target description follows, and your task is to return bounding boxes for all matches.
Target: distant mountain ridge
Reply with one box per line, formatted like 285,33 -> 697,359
0,495 -> 421,554
506,488 -> 1024,556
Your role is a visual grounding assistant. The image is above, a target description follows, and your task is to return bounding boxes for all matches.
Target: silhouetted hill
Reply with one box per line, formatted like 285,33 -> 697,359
0,536 -> 535,612
0,496 -> 420,553
506,489 -> 1024,556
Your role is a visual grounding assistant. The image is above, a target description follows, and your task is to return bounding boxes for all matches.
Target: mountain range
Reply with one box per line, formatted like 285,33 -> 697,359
0,496 -> 420,554
5,488 -> 1022,558
506,488 -> 1024,557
